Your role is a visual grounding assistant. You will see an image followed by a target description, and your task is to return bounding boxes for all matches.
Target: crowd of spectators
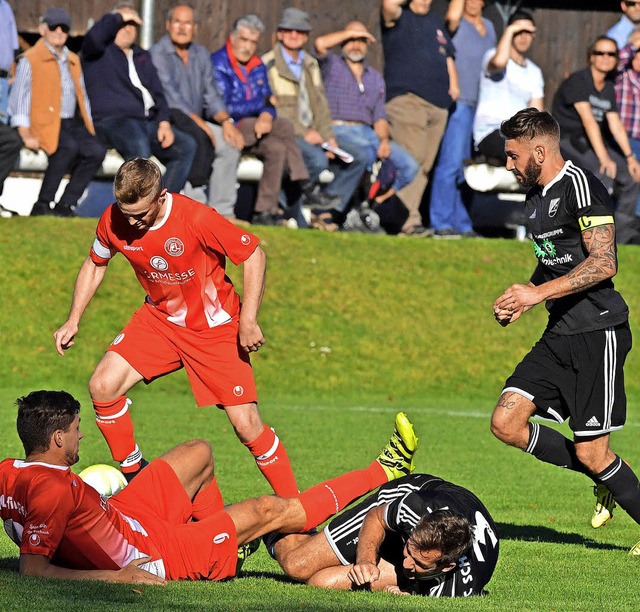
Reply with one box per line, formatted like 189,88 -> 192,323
0,1 -> 639,243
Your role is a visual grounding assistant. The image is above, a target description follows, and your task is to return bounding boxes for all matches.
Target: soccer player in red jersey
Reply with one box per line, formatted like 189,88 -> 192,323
1,390 -> 418,583
53,157 -> 293,490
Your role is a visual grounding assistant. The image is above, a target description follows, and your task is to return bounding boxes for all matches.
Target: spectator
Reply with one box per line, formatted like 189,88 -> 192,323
150,4 -> 244,220
211,14 -> 313,226
0,124 -> 21,203
82,2 -> 196,194
553,36 -> 640,244
314,22 -> 418,203
607,0 -> 640,50
380,0 -> 459,236
0,0 -> 18,124
473,10 -> 543,166
263,8 -> 368,230
9,7 -> 106,217
428,0 -> 496,238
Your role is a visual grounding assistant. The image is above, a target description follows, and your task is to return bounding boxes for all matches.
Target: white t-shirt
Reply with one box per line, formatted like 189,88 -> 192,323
473,49 -> 544,146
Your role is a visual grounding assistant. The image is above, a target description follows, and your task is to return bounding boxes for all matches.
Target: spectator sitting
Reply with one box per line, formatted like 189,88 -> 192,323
9,7 -> 107,217
472,10 -> 543,166
0,0 -> 18,124
262,8 -> 369,231
82,2 -> 196,194
212,14 -> 317,226
150,4 -> 245,221
553,36 -> 640,244
428,0 -> 496,239
607,0 -> 640,50
314,21 -> 418,215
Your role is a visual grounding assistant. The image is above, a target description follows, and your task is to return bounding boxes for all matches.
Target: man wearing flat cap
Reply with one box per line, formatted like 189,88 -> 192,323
9,7 -> 106,217
263,7 -> 368,230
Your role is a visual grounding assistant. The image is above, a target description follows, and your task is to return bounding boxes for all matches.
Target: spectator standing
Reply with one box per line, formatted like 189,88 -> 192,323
82,3 -> 196,194
428,0 -> 496,238
9,7 -> 106,217
381,0 -> 459,236
212,15 -> 313,226
0,124 -> 21,203
607,0 -> 640,50
262,8 -> 368,230
0,0 -> 19,124
150,4 -> 244,220
473,11 -> 543,165
552,36 -> 640,244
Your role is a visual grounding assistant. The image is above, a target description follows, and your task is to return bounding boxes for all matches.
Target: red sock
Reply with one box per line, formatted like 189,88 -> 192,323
94,396 -> 138,468
192,476 -> 225,520
297,461 -> 387,531
244,425 -> 298,497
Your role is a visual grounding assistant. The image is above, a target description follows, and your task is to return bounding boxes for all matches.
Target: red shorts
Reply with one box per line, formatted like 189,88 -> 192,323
111,459 -> 239,581
107,303 -> 257,406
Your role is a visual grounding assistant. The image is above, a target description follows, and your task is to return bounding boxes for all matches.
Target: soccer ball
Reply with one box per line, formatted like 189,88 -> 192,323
79,464 -> 128,497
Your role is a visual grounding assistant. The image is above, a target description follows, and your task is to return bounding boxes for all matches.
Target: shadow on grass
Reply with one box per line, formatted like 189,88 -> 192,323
237,569 -> 300,585
497,522 -> 628,551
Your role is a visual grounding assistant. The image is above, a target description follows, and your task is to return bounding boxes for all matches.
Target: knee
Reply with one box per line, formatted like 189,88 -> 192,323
277,549 -> 313,581
490,410 -> 518,445
254,494 -> 290,525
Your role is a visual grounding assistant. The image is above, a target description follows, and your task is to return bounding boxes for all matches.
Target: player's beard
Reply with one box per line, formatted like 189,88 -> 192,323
515,154 -> 541,190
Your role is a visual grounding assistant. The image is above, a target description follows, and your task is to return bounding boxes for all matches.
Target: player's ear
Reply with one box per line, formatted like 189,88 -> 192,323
52,430 -> 64,449
535,144 -> 545,164
441,562 -> 457,573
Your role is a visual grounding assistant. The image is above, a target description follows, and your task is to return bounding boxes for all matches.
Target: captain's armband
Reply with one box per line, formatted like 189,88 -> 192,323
578,215 -> 614,231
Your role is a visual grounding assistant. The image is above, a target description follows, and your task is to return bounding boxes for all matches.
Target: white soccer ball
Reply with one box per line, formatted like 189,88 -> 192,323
79,464 -> 128,497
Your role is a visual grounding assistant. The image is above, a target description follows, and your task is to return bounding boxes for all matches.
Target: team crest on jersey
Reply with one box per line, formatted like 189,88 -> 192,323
150,256 -> 169,271
164,237 -> 184,257
548,198 -> 560,218
112,333 -> 125,346
29,533 -> 41,546
241,234 -> 251,246
233,385 -> 244,397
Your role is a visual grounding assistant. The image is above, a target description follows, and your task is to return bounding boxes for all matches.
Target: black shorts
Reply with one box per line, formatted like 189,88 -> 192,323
503,323 -> 632,436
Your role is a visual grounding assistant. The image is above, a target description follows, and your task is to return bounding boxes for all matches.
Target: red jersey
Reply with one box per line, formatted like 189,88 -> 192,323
0,459 -> 166,577
89,194 -> 260,331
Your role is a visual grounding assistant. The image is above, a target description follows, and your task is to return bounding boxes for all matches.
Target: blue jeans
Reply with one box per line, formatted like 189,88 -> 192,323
332,124 -> 418,192
95,117 -> 197,193
0,78 -> 8,125
429,102 -> 476,233
296,135 -> 368,212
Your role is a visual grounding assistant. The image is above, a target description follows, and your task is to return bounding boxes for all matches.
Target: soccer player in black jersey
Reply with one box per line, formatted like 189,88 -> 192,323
266,474 -> 499,598
491,107 -> 640,552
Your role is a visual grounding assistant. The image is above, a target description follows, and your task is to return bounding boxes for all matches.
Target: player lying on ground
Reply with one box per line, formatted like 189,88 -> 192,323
0,391 -> 418,584
267,473 -> 499,598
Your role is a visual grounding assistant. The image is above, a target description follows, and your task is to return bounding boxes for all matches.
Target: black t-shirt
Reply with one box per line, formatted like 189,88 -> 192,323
524,160 -> 628,334
552,68 -> 617,139
384,475 -> 499,597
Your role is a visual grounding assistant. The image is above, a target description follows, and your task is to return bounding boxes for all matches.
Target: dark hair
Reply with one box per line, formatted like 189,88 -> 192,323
114,157 -> 163,206
587,36 -> 619,62
410,510 -> 473,567
500,108 -> 560,142
16,391 -> 80,456
508,10 -> 535,26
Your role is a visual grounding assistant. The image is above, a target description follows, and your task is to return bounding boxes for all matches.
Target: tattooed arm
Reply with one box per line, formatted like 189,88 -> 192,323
493,224 -> 617,319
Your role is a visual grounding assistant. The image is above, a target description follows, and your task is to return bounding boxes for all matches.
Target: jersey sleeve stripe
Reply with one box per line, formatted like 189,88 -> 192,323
566,164 -> 591,210
91,238 -> 112,261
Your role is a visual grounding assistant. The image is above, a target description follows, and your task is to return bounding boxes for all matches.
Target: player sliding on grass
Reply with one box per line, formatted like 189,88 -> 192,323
267,473 -> 499,597
53,157 -> 296,492
0,391 -> 418,584
491,108 -> 640,551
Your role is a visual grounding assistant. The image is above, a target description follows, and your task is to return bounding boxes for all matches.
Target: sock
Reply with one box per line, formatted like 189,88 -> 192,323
297,461 -> 387,532
94,396 -> 138,469
244,425 -> 298,497
525,423 -> 591,476
192,476 -> 225,520
596,456 -> 640,524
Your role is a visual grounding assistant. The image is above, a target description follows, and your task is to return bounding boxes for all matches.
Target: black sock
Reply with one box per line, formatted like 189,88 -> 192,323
525,423 -> 591,477
596,456 -> 640,525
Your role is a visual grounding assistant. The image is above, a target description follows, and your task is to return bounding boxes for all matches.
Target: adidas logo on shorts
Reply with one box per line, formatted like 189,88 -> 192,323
586,416 -> 601,427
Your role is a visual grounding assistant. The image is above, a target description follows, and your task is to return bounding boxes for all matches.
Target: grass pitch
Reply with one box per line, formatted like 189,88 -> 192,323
1,219 -> 639,610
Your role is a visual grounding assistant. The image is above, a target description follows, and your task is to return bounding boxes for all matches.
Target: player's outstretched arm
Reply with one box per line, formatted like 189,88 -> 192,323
20,554 -> 167,585
54,257 -> 108,356
239,246 -> 266,353
348,505 -> 388,586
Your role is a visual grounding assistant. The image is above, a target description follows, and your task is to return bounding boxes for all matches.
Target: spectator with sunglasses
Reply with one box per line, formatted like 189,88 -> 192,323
607,0 -> 640,50
81,2 -> 197,194
8,7 -> 107,217
552,36 -> 640,244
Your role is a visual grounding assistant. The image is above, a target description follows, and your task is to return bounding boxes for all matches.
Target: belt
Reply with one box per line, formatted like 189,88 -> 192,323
332,120 -> 366,126
0,70 -> 9,78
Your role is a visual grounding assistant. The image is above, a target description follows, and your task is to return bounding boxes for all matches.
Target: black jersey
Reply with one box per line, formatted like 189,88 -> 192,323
524,160 -> 628,335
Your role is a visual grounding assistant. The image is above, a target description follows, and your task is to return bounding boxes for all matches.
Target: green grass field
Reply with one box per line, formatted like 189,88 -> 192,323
1,219 -> 639,611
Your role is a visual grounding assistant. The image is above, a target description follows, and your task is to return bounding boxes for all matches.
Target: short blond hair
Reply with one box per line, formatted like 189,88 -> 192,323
114,158 -> 163,206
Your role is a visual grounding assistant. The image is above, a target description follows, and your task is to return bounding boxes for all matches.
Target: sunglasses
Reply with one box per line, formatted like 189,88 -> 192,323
47,23 -> 70,34
591,50 -> 618,57
625,0 -> 640,6
280,29 -> 309,35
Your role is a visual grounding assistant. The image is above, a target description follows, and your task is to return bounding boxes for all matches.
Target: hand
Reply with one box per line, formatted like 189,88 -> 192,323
115,7 -> 143,26
449,82 -> 460,101
629,30 -> 640,49
223,121 -> 244,150
347,561 -> 380,586
376,138 -> 391,160
599,157 -> 616,179
508,20 -> 536,37
493,284 -> 541,324
304,129 -> 325,146
116,557 -> 167,585
157,121 -> 174,149
628,156 -> 640,181
344,29 -> 377,44
53,320 -> 79,356
21,134 -> 40,152
254,114 -> 273,139
239,319 -> 265,353
383,585 -> 411,596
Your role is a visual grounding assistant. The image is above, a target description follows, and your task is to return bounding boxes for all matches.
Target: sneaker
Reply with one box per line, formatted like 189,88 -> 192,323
399,224 -> 433,237
311,209 -> 339,231
376,412 -> 419,481
52,202 -> 76,218
630,539 -> 640,556
122,458 -> 149,483
433,229 -> 462,239
236,538 -> 261,573
252,211 -> 287,226
592,484 -> 616,528
30,200 -> 54,216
